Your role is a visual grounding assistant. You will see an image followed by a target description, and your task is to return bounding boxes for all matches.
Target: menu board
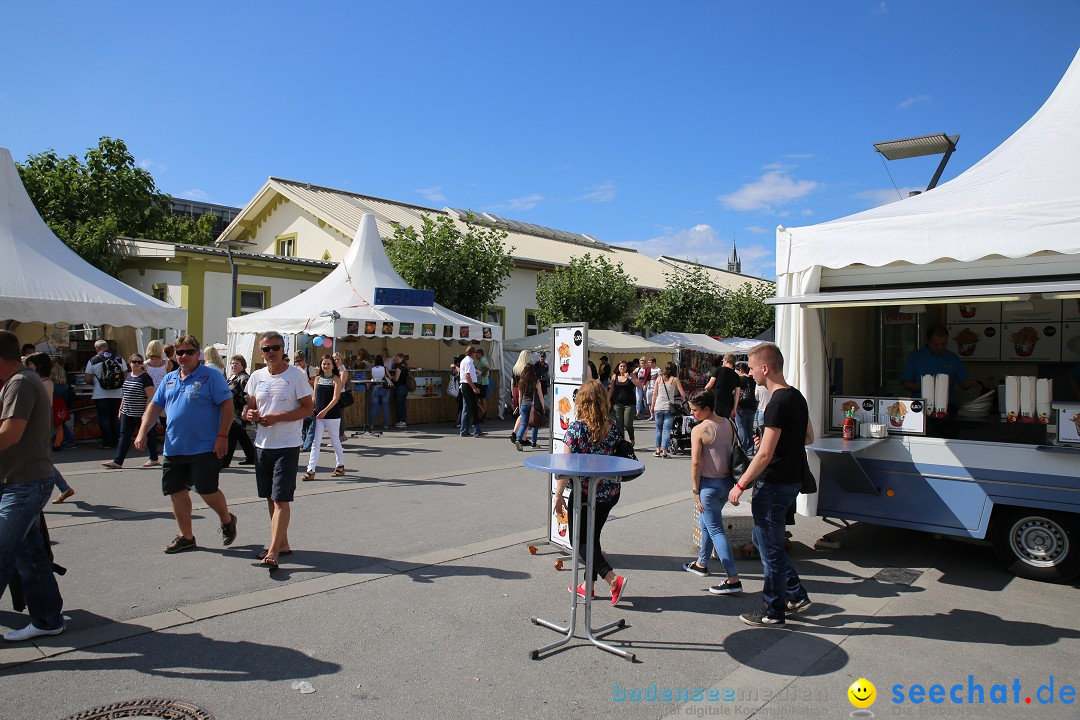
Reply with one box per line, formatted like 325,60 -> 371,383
552,383 -> 579,441
1001,298 -> 1063,323
1000,323 -> 1061,362
1055,403 -> 1080,445
552,326 -> 587,384
877,398 -> 926,435
1064,299 -> 1080,323
946,324 -> 1000,361
830,397 -> 877,429
1061,323 -> 1080,363
548,472 -> 572,548
946,302 -> 1001,324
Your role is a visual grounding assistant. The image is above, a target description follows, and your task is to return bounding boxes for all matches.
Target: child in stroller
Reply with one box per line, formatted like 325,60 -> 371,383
666,396 -> 696,455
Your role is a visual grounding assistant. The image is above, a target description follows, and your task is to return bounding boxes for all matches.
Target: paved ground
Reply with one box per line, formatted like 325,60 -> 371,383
2,418 -> 1079,720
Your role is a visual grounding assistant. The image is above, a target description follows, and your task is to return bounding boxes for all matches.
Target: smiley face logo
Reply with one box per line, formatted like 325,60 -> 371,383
847,678 -> 876,708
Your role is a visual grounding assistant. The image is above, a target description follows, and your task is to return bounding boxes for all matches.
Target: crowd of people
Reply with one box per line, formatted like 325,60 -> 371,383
2,328 -> 809,642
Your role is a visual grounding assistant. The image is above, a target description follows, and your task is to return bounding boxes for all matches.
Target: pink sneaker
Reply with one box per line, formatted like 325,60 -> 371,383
610,576 -> 628,605
568,583 -> 599,599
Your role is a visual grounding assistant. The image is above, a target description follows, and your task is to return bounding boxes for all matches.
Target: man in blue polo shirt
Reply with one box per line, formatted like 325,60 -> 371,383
135,335 -> 237,554
901,324 -> 978,406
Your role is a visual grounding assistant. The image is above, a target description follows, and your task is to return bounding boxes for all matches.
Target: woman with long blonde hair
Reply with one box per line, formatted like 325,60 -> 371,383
203,346 -> 226,375
510,350 -> 532,444
552,380 -> 628,605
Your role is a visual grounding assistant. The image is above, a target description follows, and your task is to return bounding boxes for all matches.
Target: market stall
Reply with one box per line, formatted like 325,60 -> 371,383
0,146 -> 187,440
771,50 -> 1080,582
227,213 -> 502,426
648,331 -> 758,392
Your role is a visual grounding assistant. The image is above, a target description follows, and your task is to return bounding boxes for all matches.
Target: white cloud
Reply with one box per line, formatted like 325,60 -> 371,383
784,153 -> 815,160
718,170 -> 819,212
416,186 -> 447,203
621,224 -> 776,279
800,209 -> 814,216
855,186 -> 922,206
138,157 -> 167,173
745,226 -> 770,234
898,95 -> 931,109
579,181 -> 616,203
178,188 -> 210,202
489,194 -> 543,212
873,1 -> 888,14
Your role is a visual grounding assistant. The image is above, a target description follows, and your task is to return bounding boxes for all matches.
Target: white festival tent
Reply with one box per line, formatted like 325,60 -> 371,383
227,213 -> 503,398
648,331 -> 762,356
0,146 -> 187,329
772,49 -> 1080,513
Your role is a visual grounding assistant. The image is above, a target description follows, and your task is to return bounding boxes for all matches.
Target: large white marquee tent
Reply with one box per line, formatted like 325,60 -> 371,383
0,147 -> 187,329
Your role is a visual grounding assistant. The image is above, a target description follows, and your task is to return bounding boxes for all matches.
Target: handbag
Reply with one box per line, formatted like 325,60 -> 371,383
612,439 -> 644,481
339,389 -> 355,408
728,419 -> 750,482
528,404 -> 547,429
447,376 -> 460,398
800,454 -> 817,494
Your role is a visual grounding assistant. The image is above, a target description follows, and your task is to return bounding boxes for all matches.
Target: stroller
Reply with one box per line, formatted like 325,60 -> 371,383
666,397 -> 697,455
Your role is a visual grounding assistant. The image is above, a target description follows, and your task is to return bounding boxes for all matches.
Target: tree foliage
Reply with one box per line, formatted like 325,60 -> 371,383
716,281 -> 775,338
534,253 -> 638,330
17,136 -> 217,274
384,212 -> 515,320
637,267 -> 727,335
637,268 -> 775,338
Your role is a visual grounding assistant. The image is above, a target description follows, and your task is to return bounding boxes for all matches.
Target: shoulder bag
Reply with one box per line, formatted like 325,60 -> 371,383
727,419 -> 750,482
528,403 -> 547,429
800,453 -> 817,494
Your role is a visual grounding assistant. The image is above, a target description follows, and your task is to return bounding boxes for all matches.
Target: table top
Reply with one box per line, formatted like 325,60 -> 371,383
524,453 -> 645,477
806,437 -> 888,454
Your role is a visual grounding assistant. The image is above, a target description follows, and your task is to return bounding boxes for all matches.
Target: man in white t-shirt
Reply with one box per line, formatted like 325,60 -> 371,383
84,339 -> 128,448
458,345 -> 482,438
244,331 -> 314,570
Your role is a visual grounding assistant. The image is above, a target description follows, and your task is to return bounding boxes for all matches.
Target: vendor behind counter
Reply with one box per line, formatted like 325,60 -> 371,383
901,324 -> 980,407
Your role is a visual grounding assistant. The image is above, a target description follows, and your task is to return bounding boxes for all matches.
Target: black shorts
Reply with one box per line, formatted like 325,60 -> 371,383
479,385 -> 489,399
255,446 -> 300,502
161,452 -> 221,496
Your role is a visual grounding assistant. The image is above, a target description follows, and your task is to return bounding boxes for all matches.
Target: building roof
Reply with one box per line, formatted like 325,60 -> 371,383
121,238 -> 337,270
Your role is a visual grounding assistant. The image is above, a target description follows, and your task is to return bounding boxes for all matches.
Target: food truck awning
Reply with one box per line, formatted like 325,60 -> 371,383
767,279 -> 1080,308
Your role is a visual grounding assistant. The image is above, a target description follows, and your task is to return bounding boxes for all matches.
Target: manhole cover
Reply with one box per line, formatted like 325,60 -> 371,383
64,698 -> 214,720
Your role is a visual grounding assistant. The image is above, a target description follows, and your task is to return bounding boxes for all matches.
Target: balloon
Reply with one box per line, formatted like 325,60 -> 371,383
313,336 -> 323,346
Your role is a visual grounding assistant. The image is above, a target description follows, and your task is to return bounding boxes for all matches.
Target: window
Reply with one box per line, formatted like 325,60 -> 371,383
525,309 -> 539,336
484,306 -> 505,330
237,285 -> 271,316
275,233 -> 297,257
151,284 -> 168,340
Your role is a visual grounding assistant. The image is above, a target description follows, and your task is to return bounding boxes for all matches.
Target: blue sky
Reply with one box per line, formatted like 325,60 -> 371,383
3,2 -> 1078,280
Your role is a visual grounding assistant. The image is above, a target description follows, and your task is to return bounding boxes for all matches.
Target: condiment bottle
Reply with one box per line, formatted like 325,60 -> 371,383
843,410 -> 855,440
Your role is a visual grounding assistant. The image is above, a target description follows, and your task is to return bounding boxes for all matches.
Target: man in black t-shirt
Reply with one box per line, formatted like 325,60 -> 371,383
704,353 -> 740,420
727,343 -> 812,627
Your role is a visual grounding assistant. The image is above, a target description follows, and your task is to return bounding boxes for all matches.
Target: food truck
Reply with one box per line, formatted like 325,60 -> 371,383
771,50 -> 1080,583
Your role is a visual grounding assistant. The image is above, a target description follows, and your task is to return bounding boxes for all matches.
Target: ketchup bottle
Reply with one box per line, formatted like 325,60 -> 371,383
842,411 -> 855,440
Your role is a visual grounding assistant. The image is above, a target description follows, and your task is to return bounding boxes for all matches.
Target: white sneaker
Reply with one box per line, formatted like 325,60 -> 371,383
3,622 -> 66,642
395,422 -> 407,428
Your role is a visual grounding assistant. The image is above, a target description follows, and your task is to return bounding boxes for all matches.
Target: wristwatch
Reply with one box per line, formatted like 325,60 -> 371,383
692,489 -> 699,495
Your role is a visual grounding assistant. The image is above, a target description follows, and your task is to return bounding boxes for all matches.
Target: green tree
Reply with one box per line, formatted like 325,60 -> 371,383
534,253 -> 638,330
384,212 -> 515,319
717,281 -> 775,338
17,136 -> 217,273
637,266 -> 727,335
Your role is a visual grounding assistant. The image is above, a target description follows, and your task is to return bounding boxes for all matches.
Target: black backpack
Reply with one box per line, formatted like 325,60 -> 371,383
96,354 -> 125,390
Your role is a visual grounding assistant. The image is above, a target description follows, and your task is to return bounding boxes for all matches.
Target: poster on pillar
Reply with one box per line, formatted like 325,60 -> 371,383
547,323 -> 588,551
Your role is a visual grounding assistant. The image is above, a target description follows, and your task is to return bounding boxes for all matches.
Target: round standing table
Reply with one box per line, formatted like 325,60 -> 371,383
524,453 -> 645,661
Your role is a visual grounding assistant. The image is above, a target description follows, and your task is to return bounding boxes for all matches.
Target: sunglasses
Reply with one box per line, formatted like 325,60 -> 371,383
130,360 -> 144,365
174,348 -> 198,357
261,344 -> 283,353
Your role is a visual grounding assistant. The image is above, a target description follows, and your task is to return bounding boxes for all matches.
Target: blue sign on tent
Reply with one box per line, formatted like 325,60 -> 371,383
373,287 -> 435,307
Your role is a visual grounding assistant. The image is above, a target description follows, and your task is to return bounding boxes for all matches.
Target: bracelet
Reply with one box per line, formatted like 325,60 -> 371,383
692,489 -> 699,495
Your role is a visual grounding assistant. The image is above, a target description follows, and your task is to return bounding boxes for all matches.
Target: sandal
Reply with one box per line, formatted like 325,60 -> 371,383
143,459 -> 161,467
257,549 -> 292,559
52,488 -> 76,504
259,557 -> 279,571
301,470 -> 316,482
331,465 -> 345,477
100,461 -> 122,469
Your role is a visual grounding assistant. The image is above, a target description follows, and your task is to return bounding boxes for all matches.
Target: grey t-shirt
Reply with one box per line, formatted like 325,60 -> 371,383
0,369 -> 54,484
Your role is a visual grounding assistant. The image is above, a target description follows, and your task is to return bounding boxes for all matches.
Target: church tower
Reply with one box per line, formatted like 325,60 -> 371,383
727,237 -> 741,274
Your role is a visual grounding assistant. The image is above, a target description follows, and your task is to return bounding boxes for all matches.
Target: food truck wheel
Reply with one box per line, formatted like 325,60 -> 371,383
991,509 -> 1080,583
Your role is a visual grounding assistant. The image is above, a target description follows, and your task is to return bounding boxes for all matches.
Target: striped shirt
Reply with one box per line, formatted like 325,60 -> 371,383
121,372 -> 154,418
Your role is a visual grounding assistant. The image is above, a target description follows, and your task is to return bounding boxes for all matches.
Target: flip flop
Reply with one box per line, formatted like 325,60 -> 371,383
259,557 -> 279,571
257,549 -> 293,560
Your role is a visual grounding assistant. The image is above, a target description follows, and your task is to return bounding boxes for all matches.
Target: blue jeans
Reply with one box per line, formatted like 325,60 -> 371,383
698,476 -> 738,576
735,407 -> 756,455
394,383 -> 409,423
751,481 -> 807,620
515,400 -> 538,444
0,476 -> 64,631
654,409 -> 674,450
370,386 -> 390,427
301,415 -> 315,452
635,386 -> 646,416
